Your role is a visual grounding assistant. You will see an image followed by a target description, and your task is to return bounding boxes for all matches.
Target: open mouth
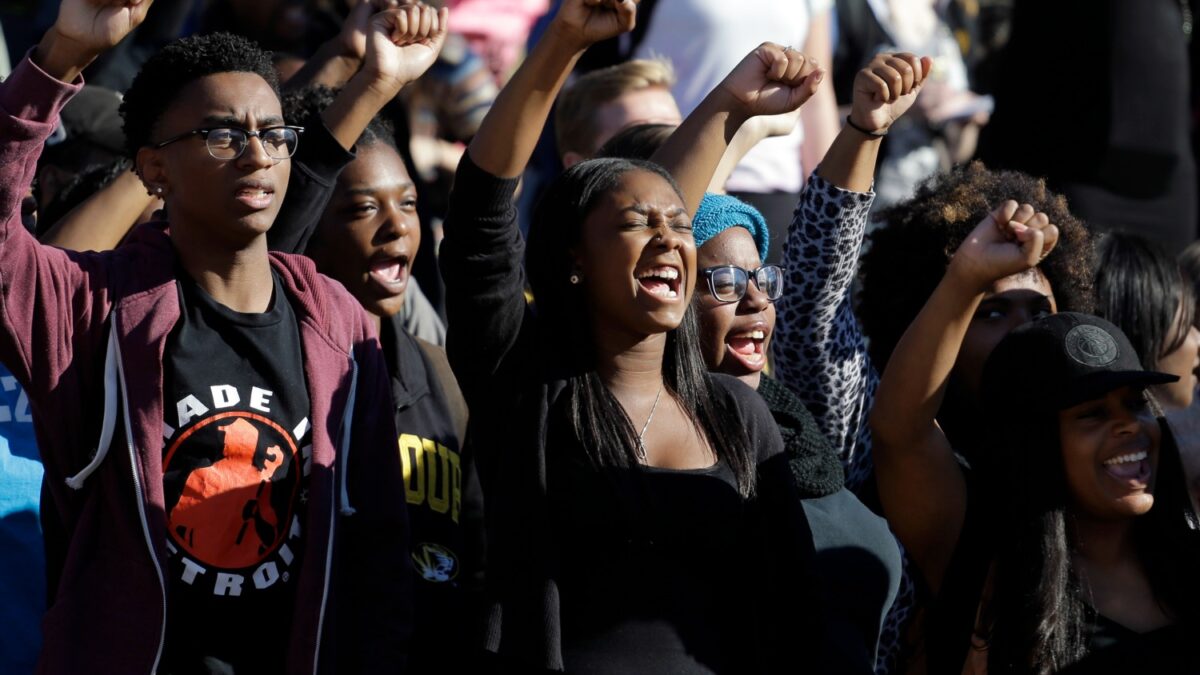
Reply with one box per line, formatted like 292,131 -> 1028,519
635,265 -> 681,300
725,328 -> 768,370
368,255 -> 410,293
1102,449 -> 1151,488
233,182 -> 275,211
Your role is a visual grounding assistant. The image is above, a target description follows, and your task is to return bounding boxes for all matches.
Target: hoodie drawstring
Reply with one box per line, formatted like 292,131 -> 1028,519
66,319 -> 119,489
338,353 -> 358,516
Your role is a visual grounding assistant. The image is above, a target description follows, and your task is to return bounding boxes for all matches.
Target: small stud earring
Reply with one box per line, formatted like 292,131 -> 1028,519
569,273 -> 581,285
154,186 -> 163,195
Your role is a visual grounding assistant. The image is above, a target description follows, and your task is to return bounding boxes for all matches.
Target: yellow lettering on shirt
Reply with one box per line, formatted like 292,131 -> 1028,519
398,433 -> 462,523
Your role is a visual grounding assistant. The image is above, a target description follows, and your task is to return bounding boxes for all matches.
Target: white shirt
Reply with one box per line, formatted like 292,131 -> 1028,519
635,0 -> 832,193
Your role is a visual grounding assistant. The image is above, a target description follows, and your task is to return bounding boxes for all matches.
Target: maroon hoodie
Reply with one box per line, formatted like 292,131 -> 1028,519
0,54 -> 412,674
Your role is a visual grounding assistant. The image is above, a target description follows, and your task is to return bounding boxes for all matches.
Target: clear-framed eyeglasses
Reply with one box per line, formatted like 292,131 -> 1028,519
702,264 -> 786,303
152,126 -> 304,160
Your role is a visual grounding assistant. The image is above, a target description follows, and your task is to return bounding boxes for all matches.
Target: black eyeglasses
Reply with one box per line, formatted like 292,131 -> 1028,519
152,126 -> 304,160
702,264 -> 786,304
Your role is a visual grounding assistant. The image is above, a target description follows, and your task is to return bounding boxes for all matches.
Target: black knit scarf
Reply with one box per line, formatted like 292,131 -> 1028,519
756,376 -> 845,498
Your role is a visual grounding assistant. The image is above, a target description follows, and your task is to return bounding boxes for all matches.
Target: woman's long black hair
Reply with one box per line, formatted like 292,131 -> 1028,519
525,157 -> 756,497
975,393 -> 1200,674
1095,232 -> 1196,370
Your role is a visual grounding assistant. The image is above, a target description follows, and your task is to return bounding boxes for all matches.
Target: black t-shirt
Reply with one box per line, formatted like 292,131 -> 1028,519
160,271 -> 312,675
547,403 -> 750,674
381,316 -> 486,670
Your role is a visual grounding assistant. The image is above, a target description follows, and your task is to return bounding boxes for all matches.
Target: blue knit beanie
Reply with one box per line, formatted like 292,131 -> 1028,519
691,192 -> 770,262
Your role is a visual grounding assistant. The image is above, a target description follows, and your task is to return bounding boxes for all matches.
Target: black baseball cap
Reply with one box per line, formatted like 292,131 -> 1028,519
981,312 -> 1178,412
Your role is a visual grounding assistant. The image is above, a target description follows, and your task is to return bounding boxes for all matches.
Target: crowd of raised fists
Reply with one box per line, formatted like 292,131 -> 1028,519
1,1 -> 1198,674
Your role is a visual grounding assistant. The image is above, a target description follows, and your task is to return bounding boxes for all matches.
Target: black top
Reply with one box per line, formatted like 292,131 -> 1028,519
161,271 -> 312,674
439,153 -> 821,671
549,405 -> 747,674
760,376 -> 902,673
380,315 -> 486,671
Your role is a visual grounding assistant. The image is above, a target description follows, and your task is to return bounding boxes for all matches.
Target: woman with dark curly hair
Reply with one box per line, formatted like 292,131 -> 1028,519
858,162 -> 1097,462
769,55 -> 1096,673
870,201 -> 1200,671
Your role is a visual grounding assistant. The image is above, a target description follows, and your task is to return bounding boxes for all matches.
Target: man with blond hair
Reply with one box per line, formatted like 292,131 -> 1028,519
554,57 -> 682,167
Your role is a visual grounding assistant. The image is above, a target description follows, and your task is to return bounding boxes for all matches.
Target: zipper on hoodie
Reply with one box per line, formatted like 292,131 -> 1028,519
114,329 -> 167,673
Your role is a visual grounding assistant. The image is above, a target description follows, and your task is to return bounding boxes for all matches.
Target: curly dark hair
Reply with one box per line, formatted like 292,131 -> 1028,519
859,161 -> 1096,369
120,32 -> 281,158
281,84 -> 395,149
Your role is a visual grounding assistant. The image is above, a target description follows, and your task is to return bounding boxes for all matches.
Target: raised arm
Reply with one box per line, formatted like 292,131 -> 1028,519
0,0 -> 147,445
270,3 -> 448,254
323,4 -> 449,150
284,0 -> 400,91
651,43 -> 823,217
40,167 -> 156,250
771,53 -> 928,490
468,0 -> 636,177
439,0 -> 637,401
870,201 -> 1057,593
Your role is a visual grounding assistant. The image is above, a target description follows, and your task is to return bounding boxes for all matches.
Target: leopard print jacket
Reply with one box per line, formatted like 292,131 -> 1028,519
771,172 -> 915,675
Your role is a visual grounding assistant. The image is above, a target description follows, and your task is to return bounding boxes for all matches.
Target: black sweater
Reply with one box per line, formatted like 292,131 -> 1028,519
440,154 -> 820,672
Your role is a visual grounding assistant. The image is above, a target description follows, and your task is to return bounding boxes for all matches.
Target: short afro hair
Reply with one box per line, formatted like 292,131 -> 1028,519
121,32 -> 281,158
281,84 -> 396,149
859,161 -> 1096,369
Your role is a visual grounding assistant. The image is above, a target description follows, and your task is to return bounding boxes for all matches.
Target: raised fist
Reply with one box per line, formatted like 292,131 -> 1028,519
337,0 -> 403,62
849,52 -> 932,134
949,201 -> 1059,291
550,0 -> 639,51
364,4 -> 449,93
52,0 -> 154,57
719,43 -> 825,119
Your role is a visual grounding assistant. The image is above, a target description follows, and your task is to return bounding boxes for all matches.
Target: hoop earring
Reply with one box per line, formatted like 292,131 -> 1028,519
569,273 -> 581,285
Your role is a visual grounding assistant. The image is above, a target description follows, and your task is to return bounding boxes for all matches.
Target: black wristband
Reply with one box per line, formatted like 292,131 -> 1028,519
845,114 -> 888,137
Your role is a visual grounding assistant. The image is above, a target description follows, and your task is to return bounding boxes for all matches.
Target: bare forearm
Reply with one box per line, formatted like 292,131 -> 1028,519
41,169 -> 153,250
467,27 -> 582,179
33,29 -> 97,83
871,271 -> 983,449
652,89 -> 747,217
287,44 -> 362,91
708,120 -> 764,193
814,125 -> 882,193
322,74 -> 397,150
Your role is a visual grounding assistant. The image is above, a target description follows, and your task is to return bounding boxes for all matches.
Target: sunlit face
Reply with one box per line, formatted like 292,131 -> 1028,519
1059,386 -> 1160,519
575,169 -> 695,338
956,269 -> 1057,403
1152,302 -> 1200,409
695,228 -> 773,389
313,143 -> 420,319
141,72 -> 291,248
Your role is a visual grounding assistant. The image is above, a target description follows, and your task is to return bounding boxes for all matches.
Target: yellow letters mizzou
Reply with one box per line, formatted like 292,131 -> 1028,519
398,434 -> 462,523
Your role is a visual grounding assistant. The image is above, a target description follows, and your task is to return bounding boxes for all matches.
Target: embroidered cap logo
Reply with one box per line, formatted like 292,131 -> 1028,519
1064,324 -> 1120,368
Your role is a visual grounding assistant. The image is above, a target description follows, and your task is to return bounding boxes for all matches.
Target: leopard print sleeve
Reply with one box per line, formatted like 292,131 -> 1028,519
771,170 -> 878,493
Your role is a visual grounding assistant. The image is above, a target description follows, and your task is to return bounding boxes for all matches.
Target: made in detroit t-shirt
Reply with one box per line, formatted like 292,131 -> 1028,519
160,271 -> 311,674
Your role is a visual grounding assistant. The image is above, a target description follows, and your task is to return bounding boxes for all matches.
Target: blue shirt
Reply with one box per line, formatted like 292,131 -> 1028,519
0,362 -> 44,673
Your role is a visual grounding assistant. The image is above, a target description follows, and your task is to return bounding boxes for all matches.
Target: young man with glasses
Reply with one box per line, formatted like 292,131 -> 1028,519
0,1 -> 447,672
